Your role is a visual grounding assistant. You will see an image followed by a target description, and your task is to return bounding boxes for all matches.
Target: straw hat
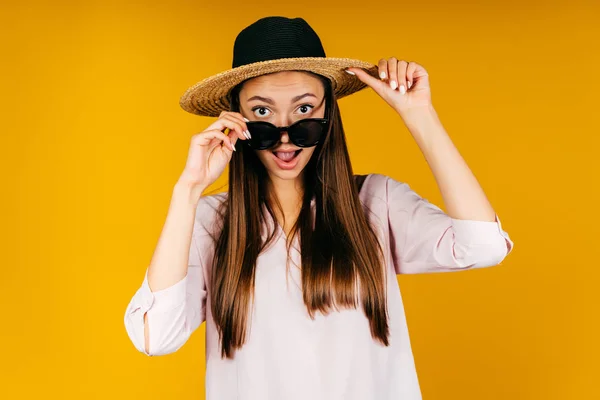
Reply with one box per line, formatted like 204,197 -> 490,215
179,16 -> 379,117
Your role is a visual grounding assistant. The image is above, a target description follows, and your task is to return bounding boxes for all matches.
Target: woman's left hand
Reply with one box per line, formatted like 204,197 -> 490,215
346,58 -> 432,119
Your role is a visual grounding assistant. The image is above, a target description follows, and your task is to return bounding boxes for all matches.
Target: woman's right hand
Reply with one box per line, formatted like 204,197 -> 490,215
177,111 -> 251,198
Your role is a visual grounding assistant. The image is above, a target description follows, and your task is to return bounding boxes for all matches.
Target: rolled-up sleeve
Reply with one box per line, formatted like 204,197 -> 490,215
123,233 -> 208,356
386,176 -> 513,274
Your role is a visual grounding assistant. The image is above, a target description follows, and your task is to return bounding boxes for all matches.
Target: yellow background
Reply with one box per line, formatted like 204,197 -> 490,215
2,0 -> 599,398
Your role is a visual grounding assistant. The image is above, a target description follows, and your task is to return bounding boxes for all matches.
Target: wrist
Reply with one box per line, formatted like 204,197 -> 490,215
173,179 -> 206,206
401,106 -> 443,139
400,104 -> 438,127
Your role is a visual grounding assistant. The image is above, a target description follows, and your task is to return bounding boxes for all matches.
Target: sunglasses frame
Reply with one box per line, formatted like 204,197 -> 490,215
244,118 -> 329,150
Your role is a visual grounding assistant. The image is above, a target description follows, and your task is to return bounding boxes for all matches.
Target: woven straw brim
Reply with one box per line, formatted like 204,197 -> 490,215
179,57 -> 379,117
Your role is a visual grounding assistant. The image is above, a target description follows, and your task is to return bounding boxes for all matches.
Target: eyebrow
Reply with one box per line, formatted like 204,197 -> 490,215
292,93 -> 317,103
246,93 -> 318,105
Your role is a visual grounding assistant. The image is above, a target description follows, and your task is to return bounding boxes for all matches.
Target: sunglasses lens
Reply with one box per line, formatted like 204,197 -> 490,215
290,119 -> 327,147
247,122 -> 279,150
246,119 -> 328,149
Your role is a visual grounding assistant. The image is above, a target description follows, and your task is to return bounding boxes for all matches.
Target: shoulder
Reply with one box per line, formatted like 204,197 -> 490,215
196,191 -> 228,212
358,173 -> 411,200
193,191 -> 228,236
358,173 -> 428,213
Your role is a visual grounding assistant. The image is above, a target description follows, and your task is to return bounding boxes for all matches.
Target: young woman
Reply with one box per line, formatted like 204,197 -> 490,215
124,16 -> 513,400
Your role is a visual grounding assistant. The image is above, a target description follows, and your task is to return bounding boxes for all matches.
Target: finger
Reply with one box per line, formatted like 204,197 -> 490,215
377,58 -> 389,81
226,111 -> 251,138
206,116 -> 246,142
387,57 -> 398,90
242,118 -> 251,139
346,67 -> 387,95
228,133 -> 239,152
219,114 -> 248,141
397,60 -> 408,94
220,114 -> 250,141
194,129 -> 235,152
221,112 -> 251,139
406,62 -> 419,90
225,127 -> 243,150
197,129 -> 236,152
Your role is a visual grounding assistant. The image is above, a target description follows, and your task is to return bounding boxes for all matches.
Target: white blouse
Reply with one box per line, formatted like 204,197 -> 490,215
124,173 -> 513,399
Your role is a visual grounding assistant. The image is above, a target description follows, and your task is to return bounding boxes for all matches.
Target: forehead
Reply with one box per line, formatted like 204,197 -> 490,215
239,71 -> 325,101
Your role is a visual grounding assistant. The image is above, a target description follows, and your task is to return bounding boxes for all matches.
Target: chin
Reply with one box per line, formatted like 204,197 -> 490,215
269,168 -> 303,181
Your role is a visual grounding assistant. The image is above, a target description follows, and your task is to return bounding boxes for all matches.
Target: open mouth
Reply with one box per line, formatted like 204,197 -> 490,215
273,149 -> 302,162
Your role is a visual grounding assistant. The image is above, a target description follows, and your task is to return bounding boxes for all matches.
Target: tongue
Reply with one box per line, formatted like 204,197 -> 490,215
275,151 -> 296,162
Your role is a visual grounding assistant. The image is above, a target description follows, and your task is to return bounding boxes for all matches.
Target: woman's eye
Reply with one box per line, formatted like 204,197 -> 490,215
253,107 -> 271,117
298,104 -> 314,114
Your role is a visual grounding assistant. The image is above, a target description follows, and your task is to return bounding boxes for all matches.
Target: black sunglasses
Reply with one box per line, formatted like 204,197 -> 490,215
244,118 -> 329,150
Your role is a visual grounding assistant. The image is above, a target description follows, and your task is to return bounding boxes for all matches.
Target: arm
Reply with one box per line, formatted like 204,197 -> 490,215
394,72 -> 513,271
123,182 -> 209,356
396,99 -> 514,273
348,59 -> 501,223
349,60 -> 513,273
404,106 -> 496,222
384,174 -> 513,274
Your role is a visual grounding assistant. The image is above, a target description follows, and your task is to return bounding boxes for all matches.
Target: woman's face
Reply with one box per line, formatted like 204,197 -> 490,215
238,71 -> 326,183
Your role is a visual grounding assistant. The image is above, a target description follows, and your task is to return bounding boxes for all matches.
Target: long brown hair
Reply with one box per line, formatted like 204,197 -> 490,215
210,72 -> 389,359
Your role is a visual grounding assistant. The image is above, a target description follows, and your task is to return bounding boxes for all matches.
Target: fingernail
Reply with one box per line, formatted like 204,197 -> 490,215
345,69 -> 355,75
390,80 -> 398,90
245,130 -> 252,139
380,71 -> 387,79
407,81 -> 412,89
231,142 -> 236,151
399,85 -> 406,94
243,117 -> 249,122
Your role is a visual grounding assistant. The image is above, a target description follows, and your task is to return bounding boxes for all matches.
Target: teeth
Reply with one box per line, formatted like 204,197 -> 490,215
275,151 -> 297,162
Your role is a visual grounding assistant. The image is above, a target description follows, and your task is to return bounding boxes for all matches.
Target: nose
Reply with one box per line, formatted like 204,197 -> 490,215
274,118 -> 292,144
